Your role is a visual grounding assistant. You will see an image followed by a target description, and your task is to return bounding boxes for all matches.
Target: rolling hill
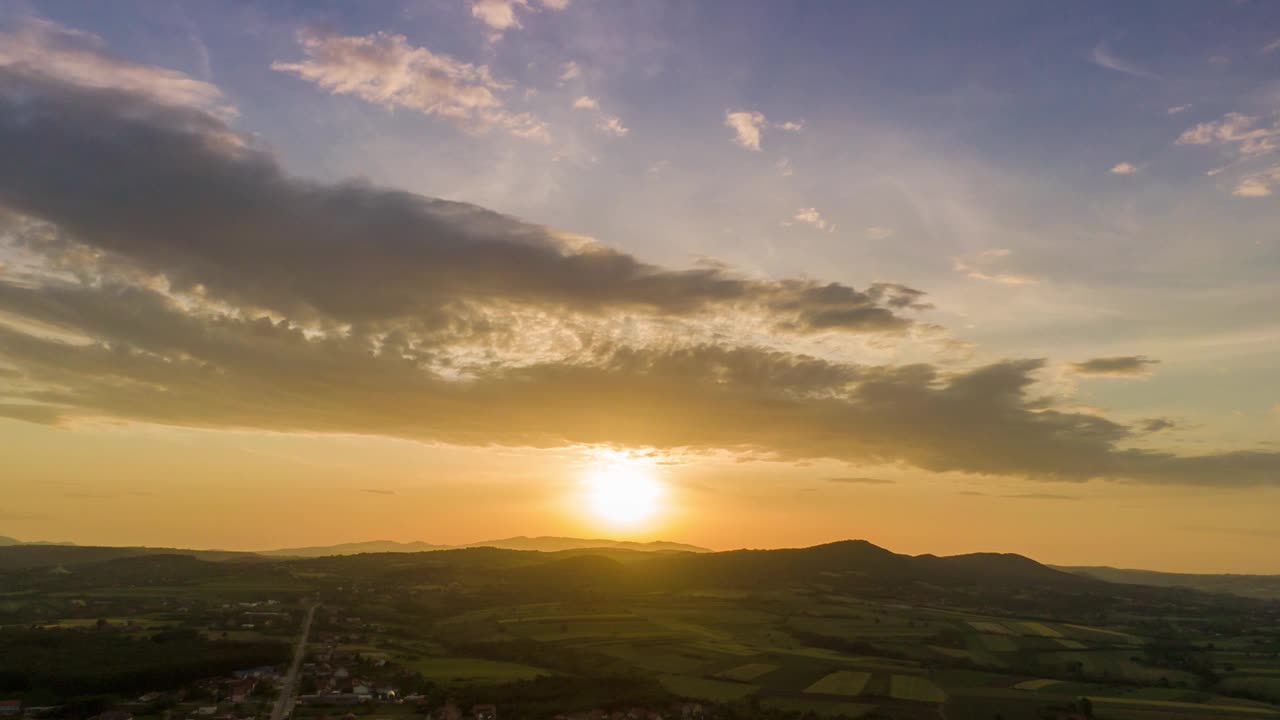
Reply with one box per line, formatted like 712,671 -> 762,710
1060,565 -> 1280,600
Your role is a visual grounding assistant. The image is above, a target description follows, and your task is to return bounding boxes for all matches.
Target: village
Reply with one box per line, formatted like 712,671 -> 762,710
0,596 -> 718,720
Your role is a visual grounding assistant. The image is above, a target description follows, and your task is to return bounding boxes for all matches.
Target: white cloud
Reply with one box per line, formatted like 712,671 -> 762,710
472,0 -> 527,31
725,110 -> 766,151
1265,38 -> 1280,54
1110,162 -> 1138,175
1176,112 -> 1280,197
776,157 -> 793,177
471,0 -> 568,34
1233,178 -> 1272,198
864,226 -> 894,240
1177,113 -> 1280,157
1167,104 -> 1192,115
793,207 -> 833,232
1091,41 -> 1157,79
573,96 -> 627,137
272,29 -> 549,142
776,120 -> 804,132
0,18 -> 233,117
559,61 -> 581,83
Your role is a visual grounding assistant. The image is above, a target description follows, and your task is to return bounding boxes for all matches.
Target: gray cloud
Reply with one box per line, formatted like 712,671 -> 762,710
1003,493 -> 1079,501
1140,417 -> 1176,433
0,33 -> 1278,489
1,280 -> 1278,485
1070,355 -> 1160,377
0,64 -> 923,338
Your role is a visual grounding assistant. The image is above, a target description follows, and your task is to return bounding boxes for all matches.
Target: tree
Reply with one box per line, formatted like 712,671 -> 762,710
1077,697 -> 1093,718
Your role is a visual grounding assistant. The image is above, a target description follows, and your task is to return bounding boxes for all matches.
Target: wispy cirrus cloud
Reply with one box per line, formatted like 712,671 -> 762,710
272,29 -> 549,142
1176,112 -> 1280,197
1091,41 -> 1157,79
952,249 -> 1035,285
0,18 -> 234,117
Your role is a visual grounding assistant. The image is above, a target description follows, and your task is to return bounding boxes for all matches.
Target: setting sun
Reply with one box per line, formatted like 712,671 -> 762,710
583,461 -> 664,528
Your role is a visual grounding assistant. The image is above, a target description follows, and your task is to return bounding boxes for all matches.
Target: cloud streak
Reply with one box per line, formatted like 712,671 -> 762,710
1091,42 -> 1157,78
1071,356 -> 1159,377
272,29 -> 549,142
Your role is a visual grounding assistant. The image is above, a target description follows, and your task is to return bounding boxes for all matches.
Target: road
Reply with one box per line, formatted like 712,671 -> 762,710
270,601 -> 317,720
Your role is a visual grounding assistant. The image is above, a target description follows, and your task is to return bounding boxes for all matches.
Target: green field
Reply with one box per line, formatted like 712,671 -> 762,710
408,657 -> 551,684
715,663 -> 779,681
804,670 -> 872,696
5,541 -> 1280,720
656,674 -> 760,701
889,675 -> 947,703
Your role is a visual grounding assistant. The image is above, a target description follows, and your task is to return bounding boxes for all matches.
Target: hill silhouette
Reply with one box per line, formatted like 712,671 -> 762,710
258,535 -> 710,557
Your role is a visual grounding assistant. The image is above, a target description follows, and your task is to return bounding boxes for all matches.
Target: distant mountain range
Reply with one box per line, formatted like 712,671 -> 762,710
258,536 -> 711,557
0,534 -> 709,569
0,537 -> 1085,595
0,535 -> 75,547
1059,565 -> 1280,600
3,532 -> 1278,601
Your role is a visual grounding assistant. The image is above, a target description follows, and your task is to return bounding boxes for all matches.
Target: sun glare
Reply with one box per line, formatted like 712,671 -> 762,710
583,461 -> 664,528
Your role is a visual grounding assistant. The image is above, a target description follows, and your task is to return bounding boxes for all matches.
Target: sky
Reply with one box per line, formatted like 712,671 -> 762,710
1,0 -> 1279,572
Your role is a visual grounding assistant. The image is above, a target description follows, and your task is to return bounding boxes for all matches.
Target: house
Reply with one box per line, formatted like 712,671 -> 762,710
0,701 -> 21,718
196,706 -> 218,716
229,680 -> 257,704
